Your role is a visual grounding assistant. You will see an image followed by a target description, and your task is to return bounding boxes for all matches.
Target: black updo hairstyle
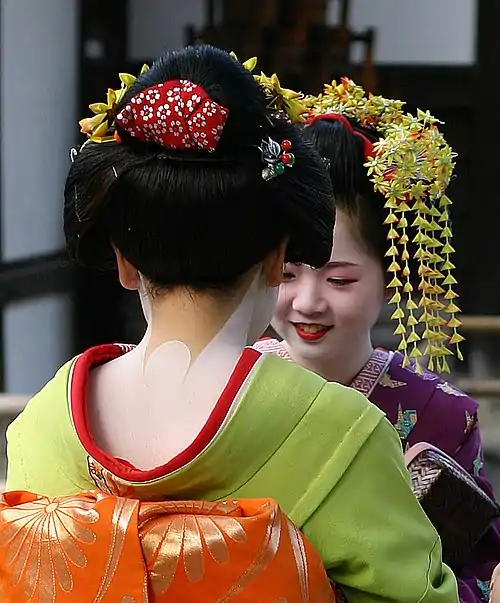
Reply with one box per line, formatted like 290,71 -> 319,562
302,118 -> 390,269
64,45 -> 334,293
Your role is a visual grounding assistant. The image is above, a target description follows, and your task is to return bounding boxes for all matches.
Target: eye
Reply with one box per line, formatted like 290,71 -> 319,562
327,278 -> 354,287
283,271 -> 296,280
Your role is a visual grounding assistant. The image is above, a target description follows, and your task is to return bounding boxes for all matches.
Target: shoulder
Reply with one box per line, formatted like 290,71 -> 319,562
255,351 -> 385,442
7,357 -> 77,439
5,357 -> 82,494
415,363 -> 478,422
318,379 -> 387,446
7,344 -> 132,444
428,377 -> 478,415
252,340 -> 383,422
6,347 -> 133,495
389,352 -> 478,416
385,353 -> 479,452
256,349 -> 381,410
422,373 -> 479,449
249,354 -> 388,524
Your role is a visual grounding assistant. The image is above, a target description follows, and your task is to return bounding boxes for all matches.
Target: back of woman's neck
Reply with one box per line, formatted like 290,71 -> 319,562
140,289 -> 242,360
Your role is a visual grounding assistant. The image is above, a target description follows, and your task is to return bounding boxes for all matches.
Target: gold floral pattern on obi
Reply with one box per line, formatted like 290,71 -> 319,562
93,497 -> 139,602
286,517 -> 309,602
0,494 -> 99,601
0,493 -> 337,602
139,500 -> 248,594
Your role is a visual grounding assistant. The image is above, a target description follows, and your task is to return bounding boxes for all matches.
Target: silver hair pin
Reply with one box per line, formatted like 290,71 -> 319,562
259,136 -> 295,181
69,139 -> 93,164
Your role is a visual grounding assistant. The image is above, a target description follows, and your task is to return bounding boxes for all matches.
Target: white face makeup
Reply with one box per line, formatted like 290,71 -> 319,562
272,210 -> 386,374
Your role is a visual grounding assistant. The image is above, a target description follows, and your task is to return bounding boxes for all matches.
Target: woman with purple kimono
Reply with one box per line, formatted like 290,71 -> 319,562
255,79 -> 500,602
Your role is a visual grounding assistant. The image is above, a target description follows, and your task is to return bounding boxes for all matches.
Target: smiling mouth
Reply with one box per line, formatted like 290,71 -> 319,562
293,323 -> 333,342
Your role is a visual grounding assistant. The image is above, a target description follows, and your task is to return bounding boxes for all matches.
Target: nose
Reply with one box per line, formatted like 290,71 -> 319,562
291,282 -> 328,316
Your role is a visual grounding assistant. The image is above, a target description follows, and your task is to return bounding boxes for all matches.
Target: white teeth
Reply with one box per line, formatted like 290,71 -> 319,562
297,323 -> 330,334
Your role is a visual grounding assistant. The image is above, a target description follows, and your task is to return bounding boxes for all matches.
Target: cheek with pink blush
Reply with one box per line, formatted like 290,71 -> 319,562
276,271 -> 384,339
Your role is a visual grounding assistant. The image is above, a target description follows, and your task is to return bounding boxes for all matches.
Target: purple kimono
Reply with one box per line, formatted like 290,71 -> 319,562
254,339 -> 500,603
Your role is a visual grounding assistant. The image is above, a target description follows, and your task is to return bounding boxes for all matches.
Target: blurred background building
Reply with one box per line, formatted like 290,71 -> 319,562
1,0 -> 500,488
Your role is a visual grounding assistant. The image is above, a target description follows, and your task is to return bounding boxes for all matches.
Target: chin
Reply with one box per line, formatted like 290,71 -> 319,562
294,343 -> 331,361
290,333 -> 332,356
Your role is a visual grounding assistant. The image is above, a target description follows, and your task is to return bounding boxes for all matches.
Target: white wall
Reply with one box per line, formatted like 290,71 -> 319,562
328,0 -> 477,65
129,0 -> 206,59
3,296 -> 72,394
1,0 -> 78,260
1,0 -> 78,393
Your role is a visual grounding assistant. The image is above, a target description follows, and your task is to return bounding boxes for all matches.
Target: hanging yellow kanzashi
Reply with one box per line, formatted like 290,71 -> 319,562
306,78 -> 461,372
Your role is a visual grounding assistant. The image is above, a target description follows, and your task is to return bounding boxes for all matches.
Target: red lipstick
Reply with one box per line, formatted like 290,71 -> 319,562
293,323 -> 332,342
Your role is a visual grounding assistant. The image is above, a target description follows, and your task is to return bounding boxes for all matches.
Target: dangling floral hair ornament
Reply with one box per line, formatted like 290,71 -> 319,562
307,78 -> 462,373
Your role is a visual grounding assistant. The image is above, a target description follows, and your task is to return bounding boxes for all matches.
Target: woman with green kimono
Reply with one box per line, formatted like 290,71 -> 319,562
3,46 -> 458,602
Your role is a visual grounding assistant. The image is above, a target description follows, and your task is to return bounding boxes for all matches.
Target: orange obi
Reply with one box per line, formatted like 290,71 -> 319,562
0,490 -> 341,602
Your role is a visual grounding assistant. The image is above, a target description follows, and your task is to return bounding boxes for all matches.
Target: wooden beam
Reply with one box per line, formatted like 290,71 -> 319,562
0,251 -> 73,305
0,394 -> 28,415
461,315 -> 500,332
456,378 -> 500,396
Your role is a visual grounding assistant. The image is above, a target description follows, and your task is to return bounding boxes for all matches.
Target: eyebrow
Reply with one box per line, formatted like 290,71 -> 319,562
323,261 -> 359,268
289,261 -> 359,269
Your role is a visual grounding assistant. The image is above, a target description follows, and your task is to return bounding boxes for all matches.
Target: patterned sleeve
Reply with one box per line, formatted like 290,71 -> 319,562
453,420 -> 500,603
411,380 -> 500,603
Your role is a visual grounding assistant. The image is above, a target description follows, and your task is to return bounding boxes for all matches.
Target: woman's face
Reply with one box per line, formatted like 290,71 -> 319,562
272,210 -> 386,364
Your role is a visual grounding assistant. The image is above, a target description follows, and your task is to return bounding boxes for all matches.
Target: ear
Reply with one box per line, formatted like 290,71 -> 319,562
262,238 -> 289,288
113,247 -> 141,291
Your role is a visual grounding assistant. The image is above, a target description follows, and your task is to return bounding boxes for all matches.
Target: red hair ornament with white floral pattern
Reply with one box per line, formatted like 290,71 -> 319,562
116,80 -> 229,153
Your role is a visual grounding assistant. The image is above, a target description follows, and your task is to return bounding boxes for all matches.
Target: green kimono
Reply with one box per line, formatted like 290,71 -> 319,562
6,344 -> 458,602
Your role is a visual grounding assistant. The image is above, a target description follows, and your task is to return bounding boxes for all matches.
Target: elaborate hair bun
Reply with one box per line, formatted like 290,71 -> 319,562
116,45 -> 269,154
65,45 -> 334,294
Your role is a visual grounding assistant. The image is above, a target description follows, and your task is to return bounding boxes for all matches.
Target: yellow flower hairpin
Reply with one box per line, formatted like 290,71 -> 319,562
231,52 -> 309,123
79,63 -> 150,143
